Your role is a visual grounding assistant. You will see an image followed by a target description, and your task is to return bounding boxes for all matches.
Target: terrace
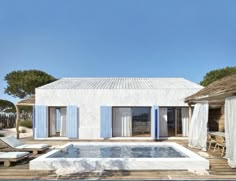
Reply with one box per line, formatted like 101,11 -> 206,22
0,138 -> 236,180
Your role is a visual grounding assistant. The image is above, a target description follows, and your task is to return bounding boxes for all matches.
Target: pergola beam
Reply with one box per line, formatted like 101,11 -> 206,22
188,103 -> 192,125
15,95 -> 35,139
15,105 -> 20,139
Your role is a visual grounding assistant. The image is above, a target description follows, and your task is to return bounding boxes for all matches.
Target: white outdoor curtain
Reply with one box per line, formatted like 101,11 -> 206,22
188,103 -> 209,151
113,108 -> 132,137
181,108 -> 189,137
225,96 -> 236,168
112,108 -> 119,136
159,108 -> 168,137
49,108 -> 56,135
60,108 -> 67,137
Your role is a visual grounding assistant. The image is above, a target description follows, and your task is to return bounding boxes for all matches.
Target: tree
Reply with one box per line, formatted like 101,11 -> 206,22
4,70 -> 57,98
0,99 -> 16,113
200,66 -> 236,87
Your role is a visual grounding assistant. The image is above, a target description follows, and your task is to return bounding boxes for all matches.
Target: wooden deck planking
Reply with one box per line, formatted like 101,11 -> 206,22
0,138 -> 236,180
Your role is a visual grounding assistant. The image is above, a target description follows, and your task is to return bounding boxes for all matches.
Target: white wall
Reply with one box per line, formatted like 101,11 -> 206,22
36,88 -> 197,139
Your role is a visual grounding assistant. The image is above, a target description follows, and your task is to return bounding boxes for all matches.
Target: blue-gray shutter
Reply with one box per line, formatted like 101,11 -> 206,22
66,106 -> 79,139
32,106 -> 35,138
56,108 -> 61,132
100,106 -> 112,138
35,105 -> 48,138
151,105 -> 159,140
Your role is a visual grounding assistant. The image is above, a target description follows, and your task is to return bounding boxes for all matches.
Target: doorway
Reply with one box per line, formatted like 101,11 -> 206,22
48,107 -> 67,137
167,108 -> 182,137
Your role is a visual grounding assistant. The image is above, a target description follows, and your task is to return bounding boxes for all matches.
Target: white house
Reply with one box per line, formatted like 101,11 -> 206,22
34,77 -> 202,140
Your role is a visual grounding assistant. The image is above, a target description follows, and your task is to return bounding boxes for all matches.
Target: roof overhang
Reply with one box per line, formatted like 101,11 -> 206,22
185,74 -> 236,105
16,95 -> 35,106
185,91 -> 236,105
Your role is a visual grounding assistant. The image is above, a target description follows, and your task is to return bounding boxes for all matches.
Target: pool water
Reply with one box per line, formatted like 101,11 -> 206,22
50,145 -> 188,158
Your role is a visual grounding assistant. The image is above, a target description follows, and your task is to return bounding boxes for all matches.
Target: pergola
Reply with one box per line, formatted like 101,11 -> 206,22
15,95 -> 35,139
185,73 -> 236,108
185,74 -> 236,131
185,74 -> 236,168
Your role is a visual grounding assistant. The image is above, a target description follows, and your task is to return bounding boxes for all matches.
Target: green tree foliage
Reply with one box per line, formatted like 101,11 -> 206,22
0,99 -> 16,113
200,66 -> 236,87
4,70 -> 57,98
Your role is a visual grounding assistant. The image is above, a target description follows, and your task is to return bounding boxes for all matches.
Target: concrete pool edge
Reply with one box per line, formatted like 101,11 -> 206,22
30,142 -> 209,171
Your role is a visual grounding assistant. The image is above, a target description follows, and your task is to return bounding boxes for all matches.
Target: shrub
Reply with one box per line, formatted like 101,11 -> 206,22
19,120 -> 32,128
20,128 -> 27,133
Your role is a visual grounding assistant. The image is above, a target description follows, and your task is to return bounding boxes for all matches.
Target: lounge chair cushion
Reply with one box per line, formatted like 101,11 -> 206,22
0,136 -> 23,148
16,144 -> 49,149
0,152 -> 29,159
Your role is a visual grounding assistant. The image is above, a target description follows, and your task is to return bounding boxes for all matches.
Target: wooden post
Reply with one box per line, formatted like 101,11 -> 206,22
188,103 -> 192,123
15,105 -> 20,139
4,160 -> 11,167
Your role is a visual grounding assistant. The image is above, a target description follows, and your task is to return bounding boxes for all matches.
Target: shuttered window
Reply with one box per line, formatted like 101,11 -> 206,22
66,106 -> 79,139
100,106 -> 112,138
35,105 -> 48,138
32,106 -> 35,138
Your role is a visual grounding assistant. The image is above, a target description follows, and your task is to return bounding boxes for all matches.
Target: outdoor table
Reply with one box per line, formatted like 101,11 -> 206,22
209,131 -> 225,137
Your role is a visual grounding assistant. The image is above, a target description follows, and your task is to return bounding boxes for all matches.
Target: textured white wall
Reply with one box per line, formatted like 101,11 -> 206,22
36,88 -> 199,139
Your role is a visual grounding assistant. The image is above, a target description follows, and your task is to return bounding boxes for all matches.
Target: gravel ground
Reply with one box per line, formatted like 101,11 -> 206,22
0,127 -> 32,138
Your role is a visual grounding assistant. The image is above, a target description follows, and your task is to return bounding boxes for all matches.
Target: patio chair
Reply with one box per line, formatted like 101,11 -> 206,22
213,135 -> 226,156
0,136 -> 50,155
0,151 -> 30,167
207,133 -> 217,151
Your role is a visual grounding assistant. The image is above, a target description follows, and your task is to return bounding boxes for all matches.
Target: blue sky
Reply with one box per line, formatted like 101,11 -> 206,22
0,0 -> 236,103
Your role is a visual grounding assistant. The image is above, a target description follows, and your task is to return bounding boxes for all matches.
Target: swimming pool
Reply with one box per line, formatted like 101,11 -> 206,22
49,145 -> 187,158
30,142 -> 209,171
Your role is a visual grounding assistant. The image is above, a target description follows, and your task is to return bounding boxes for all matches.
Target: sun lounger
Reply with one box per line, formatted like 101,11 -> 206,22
0,151 -> 30,167
0,136 -> 50,155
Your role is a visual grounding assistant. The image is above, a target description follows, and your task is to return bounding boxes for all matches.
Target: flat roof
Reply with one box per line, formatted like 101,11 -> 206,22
37,77 -> 203,90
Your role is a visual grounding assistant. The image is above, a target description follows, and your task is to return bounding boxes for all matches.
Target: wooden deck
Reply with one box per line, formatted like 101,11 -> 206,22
0,138 -> 236,180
